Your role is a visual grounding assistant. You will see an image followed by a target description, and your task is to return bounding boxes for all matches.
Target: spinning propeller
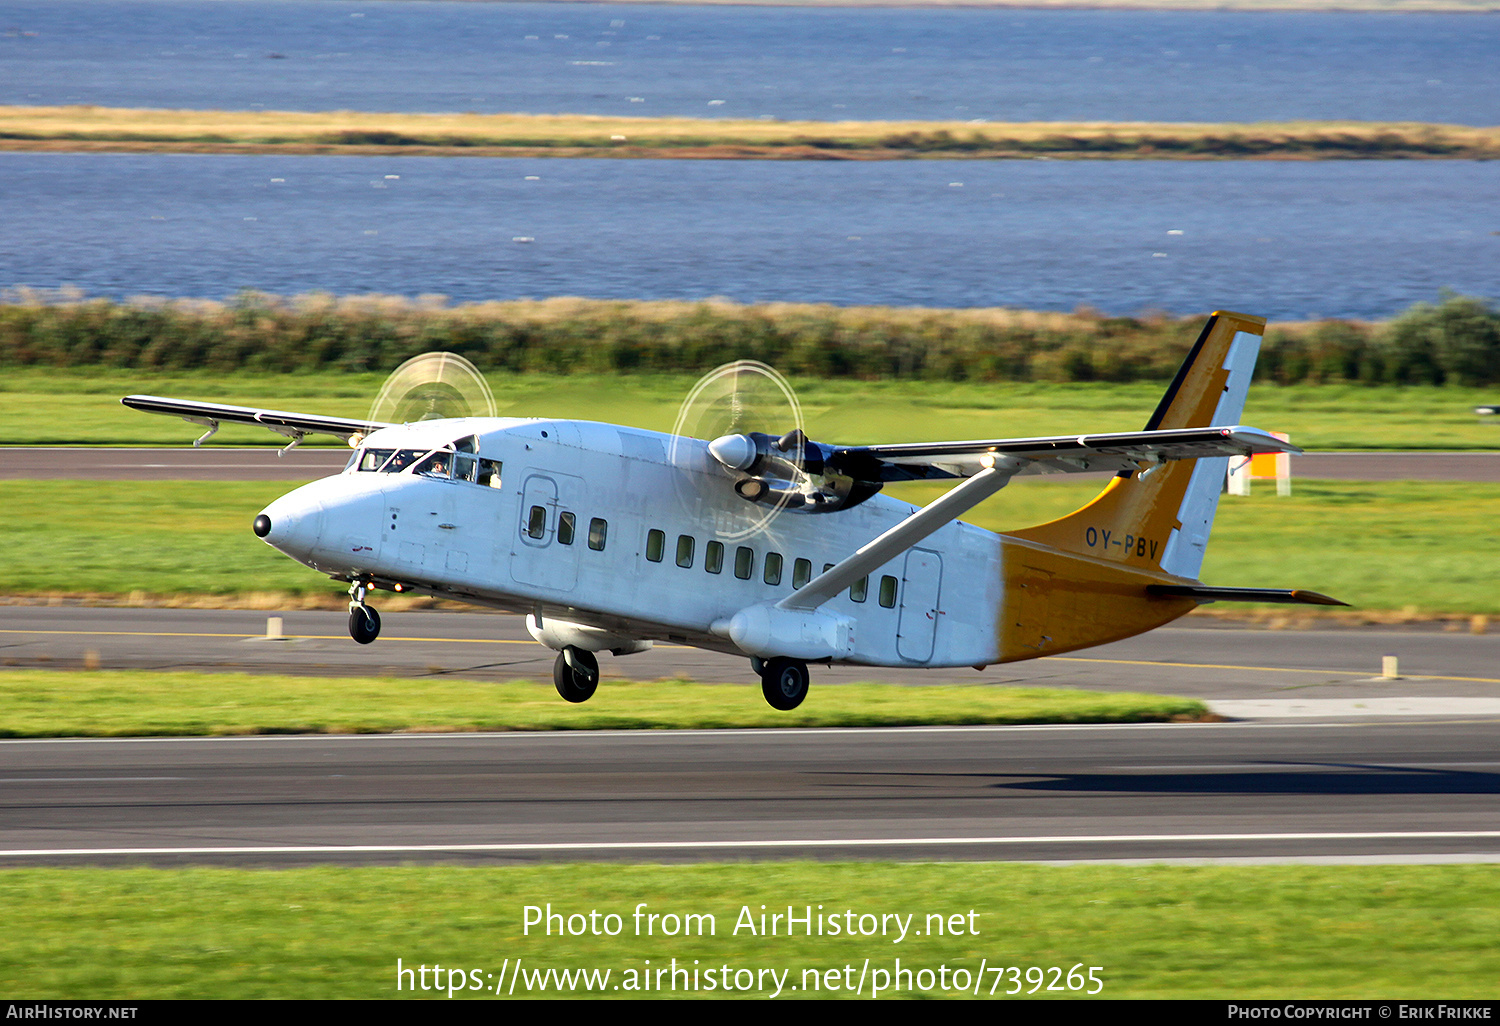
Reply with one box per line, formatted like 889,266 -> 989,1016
668,361 -> 882,540
367,352 -> 496,429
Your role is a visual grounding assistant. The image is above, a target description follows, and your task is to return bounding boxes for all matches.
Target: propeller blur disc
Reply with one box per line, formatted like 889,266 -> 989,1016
368,352 -> 496,428
668,360 -> 804,541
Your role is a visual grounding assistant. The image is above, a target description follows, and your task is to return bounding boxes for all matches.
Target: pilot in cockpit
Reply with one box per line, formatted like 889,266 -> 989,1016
415,452 -> 449,477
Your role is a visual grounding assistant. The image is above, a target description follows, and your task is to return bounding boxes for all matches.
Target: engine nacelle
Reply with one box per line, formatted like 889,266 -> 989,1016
709,431 -> 884,514
714,604 -> 855,661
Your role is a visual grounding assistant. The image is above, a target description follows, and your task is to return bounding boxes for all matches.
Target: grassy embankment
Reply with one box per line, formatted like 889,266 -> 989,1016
6,293 -> 1496,389
4,105 -> 1499,159
3,863 -> 1499,998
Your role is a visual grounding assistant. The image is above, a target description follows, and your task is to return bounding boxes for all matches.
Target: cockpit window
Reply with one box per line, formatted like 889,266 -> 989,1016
454,435 -> 478,454
355,447 -> 449,474
478,459 -> 502,488
384,449 -> 424,473
413,451 -> 451,478
357,448 -> 396,472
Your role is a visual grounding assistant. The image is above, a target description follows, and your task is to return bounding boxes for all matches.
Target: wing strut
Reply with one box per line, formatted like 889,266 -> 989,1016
777,456 -> 1025,613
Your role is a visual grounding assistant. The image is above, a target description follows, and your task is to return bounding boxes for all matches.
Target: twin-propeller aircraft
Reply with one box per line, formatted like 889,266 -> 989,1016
126,311 -> 1341,710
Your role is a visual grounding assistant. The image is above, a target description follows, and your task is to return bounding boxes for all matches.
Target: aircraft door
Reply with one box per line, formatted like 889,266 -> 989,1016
508,472 -> 581,592
896,548 -> 943,663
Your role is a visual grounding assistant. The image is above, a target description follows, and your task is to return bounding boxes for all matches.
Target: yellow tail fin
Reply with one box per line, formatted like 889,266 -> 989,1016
1008,311 -> 1266,580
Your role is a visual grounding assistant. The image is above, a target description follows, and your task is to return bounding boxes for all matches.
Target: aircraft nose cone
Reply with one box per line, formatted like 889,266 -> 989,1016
256,496 -> 325,560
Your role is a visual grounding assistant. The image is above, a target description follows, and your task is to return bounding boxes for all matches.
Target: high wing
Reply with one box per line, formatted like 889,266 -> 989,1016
784,426 -> 1299,612
122,395 -> 388,449
825,425 -> 1299,482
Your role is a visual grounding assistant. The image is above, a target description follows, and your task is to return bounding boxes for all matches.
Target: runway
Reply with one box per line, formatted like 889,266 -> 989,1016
2,607 -> 1498,866
3,443 -> 1497,867
2,721 -> 1498,866
3,448 -> 1500,481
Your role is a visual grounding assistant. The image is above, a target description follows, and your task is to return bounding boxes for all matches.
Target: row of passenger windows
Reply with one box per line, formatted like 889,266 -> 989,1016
521,508 -> 898,608
645,529 -> 898,607
527,506 -> 608,551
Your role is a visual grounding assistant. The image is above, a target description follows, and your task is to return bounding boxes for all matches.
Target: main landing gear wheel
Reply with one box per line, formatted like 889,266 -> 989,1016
348,604 -> 381,645
760,657 -> 809,711
553,646 -> 600,703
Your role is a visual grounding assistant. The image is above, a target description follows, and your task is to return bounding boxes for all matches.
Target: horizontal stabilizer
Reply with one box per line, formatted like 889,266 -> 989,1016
1146,584 -> 1348,607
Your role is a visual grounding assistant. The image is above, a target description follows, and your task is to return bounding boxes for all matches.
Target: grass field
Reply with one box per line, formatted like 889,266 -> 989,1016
1,477 -> 1494,614
8,368 -> 1500,450
3,862 -> 1498,998
4,106 -> 1498,160
0,671 -> 1206,737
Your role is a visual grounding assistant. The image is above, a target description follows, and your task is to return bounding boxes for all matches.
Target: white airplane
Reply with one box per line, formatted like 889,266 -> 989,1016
125,310 -> 1341,710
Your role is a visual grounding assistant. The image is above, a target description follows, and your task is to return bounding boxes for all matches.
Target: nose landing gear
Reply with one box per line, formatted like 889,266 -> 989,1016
347,580 -> 381,645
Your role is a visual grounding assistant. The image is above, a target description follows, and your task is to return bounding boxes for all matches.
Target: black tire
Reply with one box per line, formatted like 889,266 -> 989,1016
348,604 -> 380,645
760,657 -> 809,711
553,646 -> 600,703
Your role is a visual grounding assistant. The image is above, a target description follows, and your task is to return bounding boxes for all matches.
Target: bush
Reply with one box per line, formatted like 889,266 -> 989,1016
0,290 -> 1494,386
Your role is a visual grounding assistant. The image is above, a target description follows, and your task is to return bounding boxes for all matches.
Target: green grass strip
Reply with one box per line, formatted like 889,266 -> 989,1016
0,670 -> 1205,737
7,368 -> 1500,451
3,478 -> 1497,614
3,863 -> 1499,998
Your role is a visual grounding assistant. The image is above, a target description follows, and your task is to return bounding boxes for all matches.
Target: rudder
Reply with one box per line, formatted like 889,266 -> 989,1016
1008,311 -> 1266,581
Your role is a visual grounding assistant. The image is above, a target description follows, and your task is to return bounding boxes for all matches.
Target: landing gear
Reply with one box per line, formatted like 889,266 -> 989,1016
348,603 -> 380,644
347,580 -> 380,645
553,646 -> 600,703
759,657 -> 809,711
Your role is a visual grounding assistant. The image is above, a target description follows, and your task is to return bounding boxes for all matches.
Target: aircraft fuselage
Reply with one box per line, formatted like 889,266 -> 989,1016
257,416 -> 1007,669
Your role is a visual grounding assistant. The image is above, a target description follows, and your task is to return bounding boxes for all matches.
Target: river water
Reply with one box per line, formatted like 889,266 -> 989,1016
1,2 -> 1496,317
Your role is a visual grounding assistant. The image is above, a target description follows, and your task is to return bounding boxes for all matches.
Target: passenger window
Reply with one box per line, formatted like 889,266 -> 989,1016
879,575 -> 898,608
646,529 -> 665,563
851,576 -> 869,603
477,459 -> 503,489
705,540 -> 724,574
557,512 -> 576,546
763,552 -> 783,586
588,518 -> 608,551
793,558 -> 812,590
676,535 -> 695,568
734,546 -> 754,580
526,505 -> 547,539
